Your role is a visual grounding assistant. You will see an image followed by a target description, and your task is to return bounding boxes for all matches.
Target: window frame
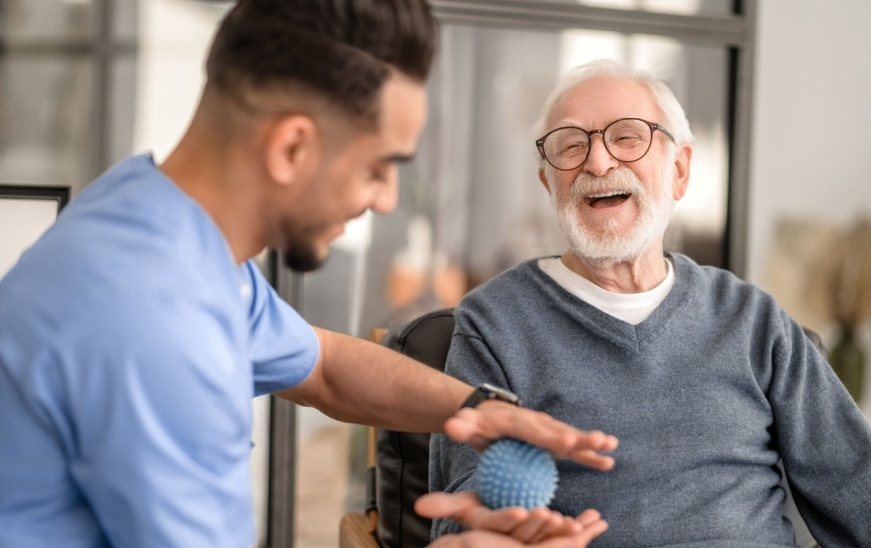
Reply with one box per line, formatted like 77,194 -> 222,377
0,0 -> 138,191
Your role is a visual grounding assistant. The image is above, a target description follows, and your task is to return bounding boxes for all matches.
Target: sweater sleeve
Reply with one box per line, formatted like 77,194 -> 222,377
428,306 -> 515,539
768,312 -> 871,545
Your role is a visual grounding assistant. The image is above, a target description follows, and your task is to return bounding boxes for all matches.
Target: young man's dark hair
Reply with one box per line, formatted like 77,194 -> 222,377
206,0 -> 438,127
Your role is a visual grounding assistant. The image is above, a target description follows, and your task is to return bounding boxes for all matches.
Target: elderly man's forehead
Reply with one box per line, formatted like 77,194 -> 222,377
549,76 -> 660,126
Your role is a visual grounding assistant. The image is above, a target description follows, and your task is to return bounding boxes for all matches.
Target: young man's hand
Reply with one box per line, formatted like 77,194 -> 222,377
417,491 -> 608,547
445,400 -> 619,470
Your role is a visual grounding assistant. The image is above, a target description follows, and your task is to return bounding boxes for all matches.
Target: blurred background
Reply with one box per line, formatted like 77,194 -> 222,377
1,0 -> 868,546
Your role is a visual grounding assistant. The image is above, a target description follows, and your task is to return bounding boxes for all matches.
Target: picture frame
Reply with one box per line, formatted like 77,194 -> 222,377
0,184 -> 70,279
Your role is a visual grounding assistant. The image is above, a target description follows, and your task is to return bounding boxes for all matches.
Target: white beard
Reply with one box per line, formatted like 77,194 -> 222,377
549,164 -> 676,267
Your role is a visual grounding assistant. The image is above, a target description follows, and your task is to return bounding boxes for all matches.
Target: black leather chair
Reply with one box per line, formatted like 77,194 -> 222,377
376,308 -> 456,548
340,308 -> 455,548
803,327 -> 826,355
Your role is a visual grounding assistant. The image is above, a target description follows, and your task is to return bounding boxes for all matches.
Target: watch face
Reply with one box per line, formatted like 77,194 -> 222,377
481,384 -> 521,406
462,384 -> 522,409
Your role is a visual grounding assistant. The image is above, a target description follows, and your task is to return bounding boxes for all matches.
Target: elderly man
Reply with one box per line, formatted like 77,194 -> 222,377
0,2 -> 618,546
430,59 -> 871,547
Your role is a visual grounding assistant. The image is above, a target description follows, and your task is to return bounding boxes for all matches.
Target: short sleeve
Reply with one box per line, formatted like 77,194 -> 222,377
241,261 -> 319,396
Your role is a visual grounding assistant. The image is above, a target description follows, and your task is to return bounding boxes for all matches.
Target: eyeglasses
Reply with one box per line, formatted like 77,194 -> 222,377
535,118 -> 675,171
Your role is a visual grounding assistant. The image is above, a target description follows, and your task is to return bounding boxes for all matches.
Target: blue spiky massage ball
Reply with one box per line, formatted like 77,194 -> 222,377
475,438 -> 558,510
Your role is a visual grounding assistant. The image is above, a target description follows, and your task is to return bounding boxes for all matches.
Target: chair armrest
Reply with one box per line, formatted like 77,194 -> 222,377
339,512 -> 380,548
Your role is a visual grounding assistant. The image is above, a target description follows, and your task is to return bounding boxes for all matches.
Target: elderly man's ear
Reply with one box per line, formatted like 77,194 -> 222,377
538,167 -> 551,194
672,145 -> 692,201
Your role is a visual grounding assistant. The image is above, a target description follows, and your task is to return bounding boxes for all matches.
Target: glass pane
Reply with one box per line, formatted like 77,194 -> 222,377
0,56 -> 94,192
107,12 -> 141,174
0,0 -> 94,42
290,216 -> 376,548
113,0 -> 139,40
545,0 -> 734,16
108,57 -> 138,167
133,0 -> 232,162
293,407 -> 357,548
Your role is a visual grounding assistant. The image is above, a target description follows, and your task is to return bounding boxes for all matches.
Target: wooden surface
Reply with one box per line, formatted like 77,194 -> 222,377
339,512 -> 380,548
370,328 -> 388,345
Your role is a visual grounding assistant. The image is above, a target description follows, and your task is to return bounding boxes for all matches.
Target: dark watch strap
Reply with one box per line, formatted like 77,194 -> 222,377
461,383 -> 523,408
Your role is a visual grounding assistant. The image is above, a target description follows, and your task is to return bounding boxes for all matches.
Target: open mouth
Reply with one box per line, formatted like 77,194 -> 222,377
585,190 -> 631,209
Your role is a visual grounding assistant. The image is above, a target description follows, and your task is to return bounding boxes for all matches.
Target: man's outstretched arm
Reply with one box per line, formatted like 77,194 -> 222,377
275,327 -> 618,466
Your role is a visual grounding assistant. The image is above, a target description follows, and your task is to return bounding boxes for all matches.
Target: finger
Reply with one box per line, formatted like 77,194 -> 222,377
415,491 -> 480,519
416,492 -> 530,533
524,512 -> 583,544
528,509 -> 604,544
570,518 -> 609,545
463,506 -> 529,534
445,404 -> 619,461
426,534 -> 460,548
428,530 -> 524,548
490,406 -> 618,458
536,518 -> 609,548
427,533 -> 475,548
559,430 -> 620,459
575,508 -> 602,526
566,449 -> 616,471
504,507 -> 556,543
443,411 -> 494,450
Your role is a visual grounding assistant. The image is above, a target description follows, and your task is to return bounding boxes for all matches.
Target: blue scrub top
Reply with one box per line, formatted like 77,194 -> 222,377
0,154 -> 319,547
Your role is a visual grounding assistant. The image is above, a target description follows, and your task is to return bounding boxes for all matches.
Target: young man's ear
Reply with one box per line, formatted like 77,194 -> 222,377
264,115 -> 319,187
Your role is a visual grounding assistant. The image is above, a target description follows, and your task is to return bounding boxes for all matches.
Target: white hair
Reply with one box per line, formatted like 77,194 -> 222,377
533,59 -> 694,170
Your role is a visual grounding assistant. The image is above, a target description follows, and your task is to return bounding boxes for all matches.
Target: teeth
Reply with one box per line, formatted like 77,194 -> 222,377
588,191 -> 628,199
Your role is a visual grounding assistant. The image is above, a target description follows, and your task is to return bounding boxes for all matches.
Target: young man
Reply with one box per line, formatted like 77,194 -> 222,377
0,2 -> 617,546
431,59 -> 871,547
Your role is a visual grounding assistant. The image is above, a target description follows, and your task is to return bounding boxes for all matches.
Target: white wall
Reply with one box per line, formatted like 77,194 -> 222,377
135,0 -> 229,162
0,199 -> 59,279
749,0 -> 871,417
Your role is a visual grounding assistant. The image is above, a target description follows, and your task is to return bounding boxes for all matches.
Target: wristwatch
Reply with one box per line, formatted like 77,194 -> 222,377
461,383 -> 523,408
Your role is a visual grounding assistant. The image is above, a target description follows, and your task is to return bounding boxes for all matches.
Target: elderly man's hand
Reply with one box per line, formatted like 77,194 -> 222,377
416,492 -> 608,547
445,400 -> 618,470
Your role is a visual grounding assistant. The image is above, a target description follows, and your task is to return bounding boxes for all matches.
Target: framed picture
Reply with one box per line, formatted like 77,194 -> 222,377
0,184 -> 70,279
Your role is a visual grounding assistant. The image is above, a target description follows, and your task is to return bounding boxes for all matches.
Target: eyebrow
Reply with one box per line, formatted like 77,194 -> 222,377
554,118 -> 585,128
379,153 -> 416,164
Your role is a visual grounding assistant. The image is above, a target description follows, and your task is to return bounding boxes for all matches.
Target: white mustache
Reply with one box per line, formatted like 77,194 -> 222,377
567,168 -> 647,204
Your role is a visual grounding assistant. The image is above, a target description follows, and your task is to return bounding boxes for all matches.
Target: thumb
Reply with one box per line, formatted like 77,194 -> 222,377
415,491 -> 480,519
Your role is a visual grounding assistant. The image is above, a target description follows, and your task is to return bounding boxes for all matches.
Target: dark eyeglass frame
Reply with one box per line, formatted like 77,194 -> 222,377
535,117 -> 676,171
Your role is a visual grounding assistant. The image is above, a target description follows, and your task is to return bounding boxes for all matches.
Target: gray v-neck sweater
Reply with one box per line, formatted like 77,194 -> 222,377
430,254 -> 871,547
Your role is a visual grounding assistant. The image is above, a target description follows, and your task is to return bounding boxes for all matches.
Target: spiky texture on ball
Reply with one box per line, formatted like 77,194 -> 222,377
474,438 -> 558,510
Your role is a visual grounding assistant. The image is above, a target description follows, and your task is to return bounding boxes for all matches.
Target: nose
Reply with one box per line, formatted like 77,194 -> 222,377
582,133 -> 619,177
371,167 -> 399,215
